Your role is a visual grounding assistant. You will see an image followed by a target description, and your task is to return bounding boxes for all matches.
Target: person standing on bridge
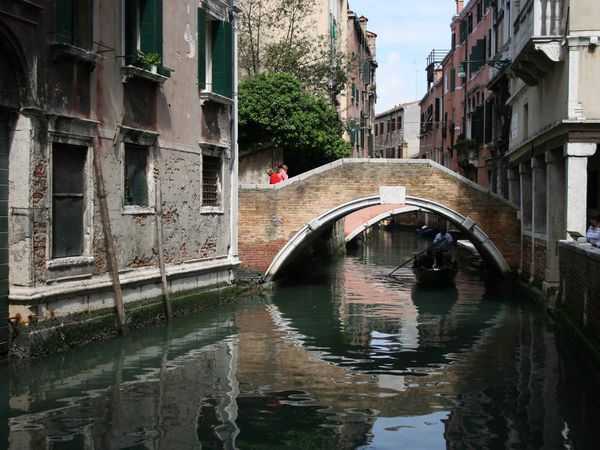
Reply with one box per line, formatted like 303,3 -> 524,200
267,168 -> 281,184
277,164 -> 288,181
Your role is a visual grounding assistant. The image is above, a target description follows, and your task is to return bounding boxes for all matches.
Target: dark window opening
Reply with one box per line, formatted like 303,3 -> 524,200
55,0 -> 93,48
202,154 -> 221,207
52,143 -> 86,258
125,144 -> 149,206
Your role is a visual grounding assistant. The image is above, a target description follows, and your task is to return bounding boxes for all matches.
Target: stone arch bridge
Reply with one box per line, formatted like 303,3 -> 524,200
238,159 -> 520,280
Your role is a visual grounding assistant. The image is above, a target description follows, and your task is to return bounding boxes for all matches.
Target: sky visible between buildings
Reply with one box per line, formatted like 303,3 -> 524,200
350,0 -> 456,113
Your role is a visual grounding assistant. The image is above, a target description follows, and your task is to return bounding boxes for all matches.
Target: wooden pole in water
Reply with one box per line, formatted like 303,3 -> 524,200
154,149 -> 172,322
92,136 -> 127,335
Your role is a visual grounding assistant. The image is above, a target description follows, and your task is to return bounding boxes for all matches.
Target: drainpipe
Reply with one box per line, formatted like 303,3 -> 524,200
229,0 -> 239,267
530,157 -> 536,283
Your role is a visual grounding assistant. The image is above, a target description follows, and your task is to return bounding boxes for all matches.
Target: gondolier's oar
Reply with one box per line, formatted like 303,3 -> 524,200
387,238 -> 447,277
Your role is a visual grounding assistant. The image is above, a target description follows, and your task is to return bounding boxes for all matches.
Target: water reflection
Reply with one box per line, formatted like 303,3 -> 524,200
1,229 -> 599,449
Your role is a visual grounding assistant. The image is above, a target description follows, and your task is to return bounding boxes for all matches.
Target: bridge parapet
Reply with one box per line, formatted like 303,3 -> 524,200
239,159 -> 520,279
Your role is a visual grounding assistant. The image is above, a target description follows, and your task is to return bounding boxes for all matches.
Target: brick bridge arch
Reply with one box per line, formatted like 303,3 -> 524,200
239,159 -> 520,280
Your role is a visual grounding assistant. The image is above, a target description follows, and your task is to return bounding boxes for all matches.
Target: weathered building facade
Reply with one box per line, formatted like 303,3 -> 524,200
418,0 -> 600,291
374,102 -> 419,158
0,0 -> 240,351
343,11 -> 377,157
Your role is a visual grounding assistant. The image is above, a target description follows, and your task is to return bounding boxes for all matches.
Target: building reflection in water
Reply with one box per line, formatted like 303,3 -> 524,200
2,229 -> 598,449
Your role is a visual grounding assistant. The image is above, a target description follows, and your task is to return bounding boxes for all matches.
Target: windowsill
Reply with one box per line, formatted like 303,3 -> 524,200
51,42 -> 103,66
200,206 -> 224,214
199,90 -> 233,106
123,205 -> 155,215
47,256 -> 95,270
121,65 -> 168,84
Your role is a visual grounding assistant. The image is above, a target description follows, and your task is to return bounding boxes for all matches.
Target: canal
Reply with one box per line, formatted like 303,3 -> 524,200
1,229 -> 599,449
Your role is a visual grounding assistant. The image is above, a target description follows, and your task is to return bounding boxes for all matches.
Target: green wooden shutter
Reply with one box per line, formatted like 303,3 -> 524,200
472,105 -> 484,147
125,0 -> 138,64
460,20 -> 467,43
198,8 -> 206,89
140,0 -> 162,57
212,20 -> 233,98
450,67 -> 456,91
56,0 -> 74,44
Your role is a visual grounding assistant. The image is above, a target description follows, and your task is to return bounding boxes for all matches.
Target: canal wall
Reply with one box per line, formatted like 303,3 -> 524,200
6,283 -> 258,360
557,241 -> 600,364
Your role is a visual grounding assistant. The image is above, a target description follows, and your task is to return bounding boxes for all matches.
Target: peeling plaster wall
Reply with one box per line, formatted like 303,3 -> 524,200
3,0 -> 239,320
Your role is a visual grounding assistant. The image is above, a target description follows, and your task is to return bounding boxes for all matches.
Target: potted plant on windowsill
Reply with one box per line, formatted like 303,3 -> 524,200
138,51 -> 162,73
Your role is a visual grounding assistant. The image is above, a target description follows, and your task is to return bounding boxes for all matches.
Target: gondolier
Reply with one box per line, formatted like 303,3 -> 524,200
432,226 -> 453,266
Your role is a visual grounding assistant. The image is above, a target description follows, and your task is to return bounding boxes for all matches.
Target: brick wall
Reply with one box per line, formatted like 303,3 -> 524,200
239,160 -> 520,273
559,242 -> 600,346
522,236 -> 547,282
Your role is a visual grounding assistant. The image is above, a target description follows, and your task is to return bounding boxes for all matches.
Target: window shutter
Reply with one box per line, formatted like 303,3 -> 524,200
212,20 -> 233,98
460,20 -> 467,43
198,8 -> 206,89
472,105 -> 484,146
140,0 -> 162,57
56,0 -> 74,44
125,1 -> 137,64
450,67 -> 456,91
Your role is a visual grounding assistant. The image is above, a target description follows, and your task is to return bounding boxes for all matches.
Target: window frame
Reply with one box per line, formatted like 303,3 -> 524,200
48,139 -> 94,262
122,142 -> 156,215
201,146 -> 226,214
198,5 -> 234,100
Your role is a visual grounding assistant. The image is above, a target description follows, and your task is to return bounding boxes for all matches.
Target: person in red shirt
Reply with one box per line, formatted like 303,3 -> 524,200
267,168 -> 281,184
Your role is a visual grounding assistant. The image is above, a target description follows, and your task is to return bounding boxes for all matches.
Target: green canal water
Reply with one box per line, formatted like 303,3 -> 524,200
1,229 -> 599,449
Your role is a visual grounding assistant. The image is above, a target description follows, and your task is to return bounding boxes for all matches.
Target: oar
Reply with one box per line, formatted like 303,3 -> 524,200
387,237 -> 447,277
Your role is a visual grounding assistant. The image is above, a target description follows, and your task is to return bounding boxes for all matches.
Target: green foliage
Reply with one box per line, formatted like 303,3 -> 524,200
138,51 -> 162,70
239,72 -> 351,174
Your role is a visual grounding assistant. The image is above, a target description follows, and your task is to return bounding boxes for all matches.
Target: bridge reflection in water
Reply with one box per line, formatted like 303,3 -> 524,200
2,229 -> 598,449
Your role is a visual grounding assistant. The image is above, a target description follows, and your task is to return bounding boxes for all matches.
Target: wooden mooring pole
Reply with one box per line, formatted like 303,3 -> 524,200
92,137 -> 127,335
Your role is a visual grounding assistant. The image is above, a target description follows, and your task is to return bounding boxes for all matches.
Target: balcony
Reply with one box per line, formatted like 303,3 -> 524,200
511,0 -> 565,85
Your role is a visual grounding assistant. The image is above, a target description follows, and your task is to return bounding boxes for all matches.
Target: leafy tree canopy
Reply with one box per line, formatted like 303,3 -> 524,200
239,72 -> 351,174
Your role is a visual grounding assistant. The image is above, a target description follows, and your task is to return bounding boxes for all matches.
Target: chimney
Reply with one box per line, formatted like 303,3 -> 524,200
456,0 -> 464,14
358,16 -> 368,33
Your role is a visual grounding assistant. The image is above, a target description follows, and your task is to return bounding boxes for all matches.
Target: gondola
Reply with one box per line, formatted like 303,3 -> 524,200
412,256 -> 458,287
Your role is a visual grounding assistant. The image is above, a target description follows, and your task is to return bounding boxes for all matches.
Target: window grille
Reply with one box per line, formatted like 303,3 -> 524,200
202,155 -> 221,206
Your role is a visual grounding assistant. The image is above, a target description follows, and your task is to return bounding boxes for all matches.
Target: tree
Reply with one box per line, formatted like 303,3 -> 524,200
237,0 -> 349,102
238,72 -> 351,175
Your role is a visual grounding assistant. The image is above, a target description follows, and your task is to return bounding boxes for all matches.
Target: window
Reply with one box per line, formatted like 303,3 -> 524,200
397,116 -> 402,130
124,144 -> 149,206
476,2 -> 482,23
198,8 -> 233,98
125,0 -> 164,70
52,143 -> 87,258
450,67 -> 456,91
202,153 -> 222,207
55,0 -> 92,48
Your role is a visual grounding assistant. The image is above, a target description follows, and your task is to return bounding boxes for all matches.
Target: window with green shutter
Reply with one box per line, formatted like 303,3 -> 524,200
55,0 -> 92,48
450,67 -> 456,91
125,0 -> 167,75
197,8 -> 233,99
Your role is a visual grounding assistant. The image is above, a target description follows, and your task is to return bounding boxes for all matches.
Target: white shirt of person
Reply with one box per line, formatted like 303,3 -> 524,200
587,226 -> 600,247
433,232 -> 453,251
